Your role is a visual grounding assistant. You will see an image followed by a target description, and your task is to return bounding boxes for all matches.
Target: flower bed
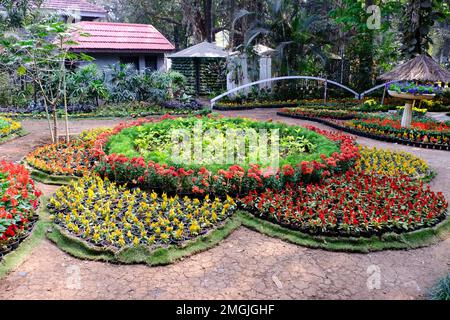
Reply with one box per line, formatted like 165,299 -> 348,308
93,116 -> 359,196
280,107 -> 359,120
278,110 -> 450,150
0,101 -> 209,119
239,170 -> 448,237
389,82 -> 441,95
0,116 -> 21,142
25,128 -> 111,177
345,117 -> 450,146
0,161 -> 41,259
355,146 -> 431,180
214,100 -> 298,110
48,176 -> 236,250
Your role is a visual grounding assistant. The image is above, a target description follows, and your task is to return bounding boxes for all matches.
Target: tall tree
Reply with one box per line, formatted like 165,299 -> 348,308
400,0 -> 449,58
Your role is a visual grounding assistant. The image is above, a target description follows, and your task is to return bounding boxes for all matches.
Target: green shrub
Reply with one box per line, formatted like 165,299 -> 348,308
430,275 -> 450,300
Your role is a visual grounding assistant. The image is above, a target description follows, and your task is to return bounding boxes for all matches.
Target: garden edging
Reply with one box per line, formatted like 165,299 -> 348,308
0,128 -> 28,145
23,162 -> 80,185
277,112 -> 450,151
46,214 -> 242,266
238,210 -> 450,253
43,207 -> 450,265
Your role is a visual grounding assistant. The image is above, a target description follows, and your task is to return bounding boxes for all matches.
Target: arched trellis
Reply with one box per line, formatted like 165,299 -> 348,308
360,80 -> 399,105
210,76 -> 360,108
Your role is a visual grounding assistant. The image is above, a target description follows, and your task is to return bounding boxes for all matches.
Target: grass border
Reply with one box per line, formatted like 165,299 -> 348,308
238,210 -> 450,253
0,128 -> 28,145
44,206 -> 450,267
47,213 -> 242,266
23,162 -> 80,185
0,199 -> 50,279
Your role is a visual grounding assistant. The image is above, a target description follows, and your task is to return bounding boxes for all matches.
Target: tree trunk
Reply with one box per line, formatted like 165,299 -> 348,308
229,0 -> 235,49
63,79 -> 70,143
204,0 -> 213,42
51,104 -> 58,144
43,99 -> 54,143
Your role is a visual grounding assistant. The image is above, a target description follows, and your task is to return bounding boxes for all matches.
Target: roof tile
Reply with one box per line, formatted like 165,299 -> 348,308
70,21 -> 175,52
41,0 -> 107,14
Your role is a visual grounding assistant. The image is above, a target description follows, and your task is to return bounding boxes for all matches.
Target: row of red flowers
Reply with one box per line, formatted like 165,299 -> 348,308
355,117 -> 450,132
239,169 -> 448,237
345,117 -> 450,145
92,115 -> 360,197
0,161 -> 41,247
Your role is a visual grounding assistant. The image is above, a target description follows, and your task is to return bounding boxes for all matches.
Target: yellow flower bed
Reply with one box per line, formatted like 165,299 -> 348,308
0,116 -> 21,138
79,127 -> 112,146
48,175 -> 237,250
355,146 -> 429,179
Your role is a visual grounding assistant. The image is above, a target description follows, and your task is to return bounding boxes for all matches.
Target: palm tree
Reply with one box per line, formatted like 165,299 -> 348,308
233,0 -> 328,76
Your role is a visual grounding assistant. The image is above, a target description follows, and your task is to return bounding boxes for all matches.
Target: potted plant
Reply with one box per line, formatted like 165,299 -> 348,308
388,82 -> 442,128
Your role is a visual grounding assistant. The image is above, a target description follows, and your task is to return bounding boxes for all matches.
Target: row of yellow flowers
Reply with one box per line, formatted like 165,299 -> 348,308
0,116 -> 21,138
355,146 -> 430,179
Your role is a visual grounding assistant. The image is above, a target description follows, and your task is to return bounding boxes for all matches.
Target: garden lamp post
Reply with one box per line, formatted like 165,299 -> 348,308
379,54 -> 450,128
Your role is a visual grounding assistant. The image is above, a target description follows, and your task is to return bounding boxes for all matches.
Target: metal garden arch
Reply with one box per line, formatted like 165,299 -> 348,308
210,76 -> 360,108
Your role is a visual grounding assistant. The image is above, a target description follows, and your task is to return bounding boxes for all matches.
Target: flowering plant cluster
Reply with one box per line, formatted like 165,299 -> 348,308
93,116 -> 359,196
26,128 -> 111,176
0,161 -> 41,250
280,107 -> 358,119
345,117 -> 450,145
215,99 -> 299,109
0,116 -> 21,139
355,146 -> 430,179
294,98 -> 362,107
48,176 -> 236,250
239,170 -> 448,237
389,82 -> 441,95
396,105 -> 428,118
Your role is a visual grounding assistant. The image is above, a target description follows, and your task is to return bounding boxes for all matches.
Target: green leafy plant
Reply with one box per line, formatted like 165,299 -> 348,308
430,274 -> 450,300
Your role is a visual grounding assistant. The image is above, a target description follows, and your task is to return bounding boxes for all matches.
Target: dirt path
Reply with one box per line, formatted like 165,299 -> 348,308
0,112 -> 449,300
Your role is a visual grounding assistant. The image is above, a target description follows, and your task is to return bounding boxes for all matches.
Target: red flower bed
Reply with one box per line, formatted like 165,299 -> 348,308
358,118 -> 450,132
92,116 -> 359,197
345,117 -> 450,146
0,161 -> 41,248
239,170 -> 448,237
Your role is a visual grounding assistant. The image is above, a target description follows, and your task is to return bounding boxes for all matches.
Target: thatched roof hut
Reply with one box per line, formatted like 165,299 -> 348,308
379,54 -> 450,83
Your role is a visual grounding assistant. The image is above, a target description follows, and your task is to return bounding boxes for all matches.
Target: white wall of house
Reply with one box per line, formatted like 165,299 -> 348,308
79,52 -> 167,73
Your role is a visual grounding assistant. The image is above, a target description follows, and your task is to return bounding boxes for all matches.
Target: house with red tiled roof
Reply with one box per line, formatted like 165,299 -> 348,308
40,0 -> 107,21
70,21 -> 175,72
38,1 -> 175,72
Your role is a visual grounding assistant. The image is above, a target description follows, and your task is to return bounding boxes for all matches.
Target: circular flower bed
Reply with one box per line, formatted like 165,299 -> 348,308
26,128 -> 111,177
93,116 -> 359,196
0,116 -> 21,141
279,107 -> 359,120
240,170 -> 448,237
0,161 -> 41,259
48,176 -> 237,250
